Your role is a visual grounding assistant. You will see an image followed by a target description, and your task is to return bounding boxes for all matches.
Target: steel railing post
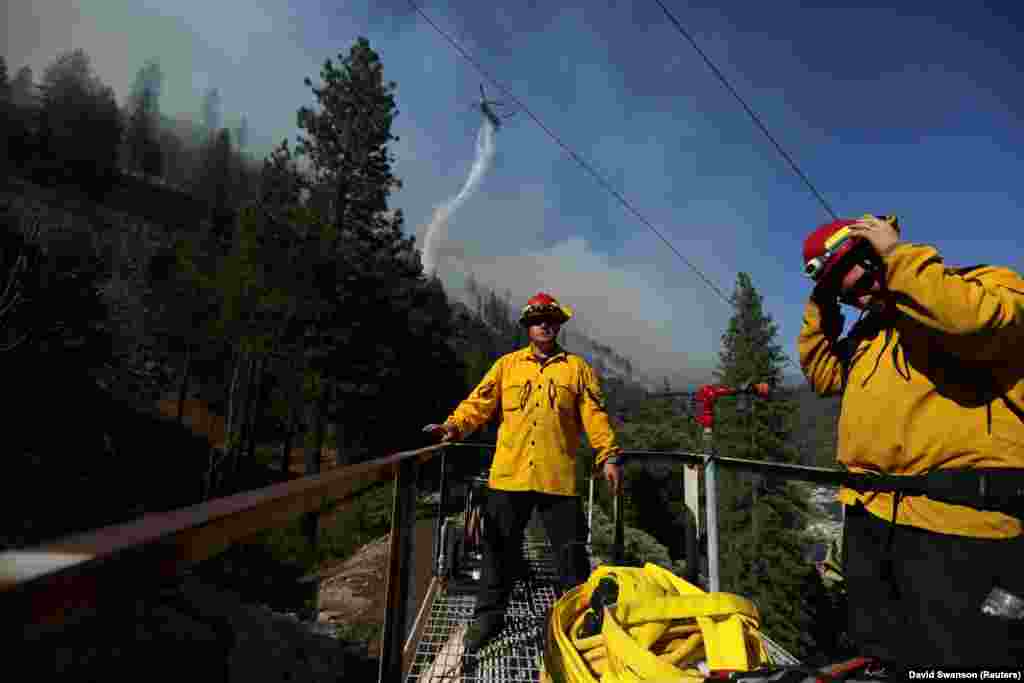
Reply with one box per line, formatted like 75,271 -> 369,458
703,427 -> 720,592
612,490 -> 625,565
378,456 -> 418,683
432,450 -> 449,576
682,464 -> 700,585
586,477 -> 595,551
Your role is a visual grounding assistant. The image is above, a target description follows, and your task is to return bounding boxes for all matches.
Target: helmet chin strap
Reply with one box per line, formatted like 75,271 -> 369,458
837,258 -> 886,308
839,285 -> 887,312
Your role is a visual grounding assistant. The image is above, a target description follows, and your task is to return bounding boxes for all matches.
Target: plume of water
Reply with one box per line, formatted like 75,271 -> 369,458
421,119 -> 496,276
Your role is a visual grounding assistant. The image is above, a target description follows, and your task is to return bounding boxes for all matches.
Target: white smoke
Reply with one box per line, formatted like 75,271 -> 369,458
420,119 -> 497,277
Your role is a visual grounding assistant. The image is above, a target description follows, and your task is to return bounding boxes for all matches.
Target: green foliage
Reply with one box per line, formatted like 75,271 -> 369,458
712,272 -> 827,660
202,87 -> 222,134
237,114 -> 249,151
283,36 -> 465,457
0,56 -> 9,100
35,50 -> 123,193
193,127 -> 236,222
0,208 -> 111,365
587,396 -> 700,562
257,483 -> 396,571
260,139 -> 305,209
296,36 -> 402,222
126,60 -> 163,178
0,204 -> 219,549
790,386 -> 842,468
461,345 -> 493,393
10,65 -> 35,108
588,501 -> 687,576
332,620 -> 380,644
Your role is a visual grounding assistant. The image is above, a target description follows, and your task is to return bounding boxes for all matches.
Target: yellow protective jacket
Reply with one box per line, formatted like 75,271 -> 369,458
444,343 -> 622,496
798,242 -> 1024,539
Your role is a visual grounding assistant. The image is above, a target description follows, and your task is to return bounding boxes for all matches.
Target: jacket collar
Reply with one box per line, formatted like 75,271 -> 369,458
520,343 -> 567,364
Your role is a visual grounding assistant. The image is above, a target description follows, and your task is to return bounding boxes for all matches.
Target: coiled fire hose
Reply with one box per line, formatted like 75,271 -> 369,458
543,563 -> 773,682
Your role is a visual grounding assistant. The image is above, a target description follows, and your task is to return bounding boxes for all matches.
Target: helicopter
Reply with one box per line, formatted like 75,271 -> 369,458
476,84 -> 515,129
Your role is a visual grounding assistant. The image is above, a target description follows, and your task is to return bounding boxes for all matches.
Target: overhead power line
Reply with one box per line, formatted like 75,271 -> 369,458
407,0 -> 734,307
652,0 -> 838,221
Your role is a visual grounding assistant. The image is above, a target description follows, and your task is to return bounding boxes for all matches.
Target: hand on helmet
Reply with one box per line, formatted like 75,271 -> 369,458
848,216 -> 901,258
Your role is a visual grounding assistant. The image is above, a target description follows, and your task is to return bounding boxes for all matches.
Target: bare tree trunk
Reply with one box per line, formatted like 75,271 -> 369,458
317,384 -> 330,468
752,479 -> 759,544
203,376 -> 225,501
327,382 -> 343,467
301,373 -> 329,580
279,408 -> 297,479
303,374 -> 324,478
279,361 -> 300,478
750,404 -> 758,546
243,356 -> 268,476
175,345 -> 192,425
306,383 -> 329,477
334,420 -> 346,467
229,353 -> 257,487
215,348 -> 245,496
224,348 -> 243,455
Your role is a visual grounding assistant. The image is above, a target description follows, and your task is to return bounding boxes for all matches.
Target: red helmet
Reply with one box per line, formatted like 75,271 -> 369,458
519,292 -> 573,326
802,219 -> 859,283
803,215 -> 900,284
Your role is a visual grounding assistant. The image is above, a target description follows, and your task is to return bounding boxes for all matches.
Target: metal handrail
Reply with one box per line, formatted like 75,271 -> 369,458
2,443 -> 447,626
2,439 -> 505,683
8,428 -> 998,682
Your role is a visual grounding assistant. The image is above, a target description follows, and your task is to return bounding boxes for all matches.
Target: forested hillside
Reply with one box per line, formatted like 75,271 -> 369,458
0,42 -> 654,550
2,41 -> 849,664
791,385 -> 843,469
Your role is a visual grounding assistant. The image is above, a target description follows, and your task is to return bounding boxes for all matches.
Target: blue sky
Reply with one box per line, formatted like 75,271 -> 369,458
6,1 -> 1024,389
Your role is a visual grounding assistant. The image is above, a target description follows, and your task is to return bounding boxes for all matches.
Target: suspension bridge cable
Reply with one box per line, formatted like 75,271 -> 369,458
407,0 -> 734,307
652,0 -> 838,221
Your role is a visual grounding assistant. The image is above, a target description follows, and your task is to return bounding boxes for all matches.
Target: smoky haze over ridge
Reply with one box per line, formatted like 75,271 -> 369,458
7,1 -> 1024,390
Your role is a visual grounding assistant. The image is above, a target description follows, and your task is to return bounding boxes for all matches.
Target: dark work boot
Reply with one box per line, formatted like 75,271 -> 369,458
463,610 -> 504,654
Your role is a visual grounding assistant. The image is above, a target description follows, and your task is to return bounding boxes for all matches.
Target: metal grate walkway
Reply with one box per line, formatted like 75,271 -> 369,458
404,513 -> 801,682
407,519 -> 559,682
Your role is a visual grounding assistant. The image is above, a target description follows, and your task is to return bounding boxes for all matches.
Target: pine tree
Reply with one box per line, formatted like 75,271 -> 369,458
10,66 -> 35,107
237,114 -> 249,151
201,87 -> 222,135
193,128 -> 236,240
0,57 -> 10,101
36,50 -> 123,191
259,139 -> 305,209
713,272 -> 823,660
158,128 -> 185,188
0,57 -> 12,173
126,59 -> 164,178
293,36 -> 463,467
296,37 -> 402,232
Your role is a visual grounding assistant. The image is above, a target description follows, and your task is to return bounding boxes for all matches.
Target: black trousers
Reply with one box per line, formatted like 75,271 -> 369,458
843,503 -> 1024,668
475,488 -> 591,615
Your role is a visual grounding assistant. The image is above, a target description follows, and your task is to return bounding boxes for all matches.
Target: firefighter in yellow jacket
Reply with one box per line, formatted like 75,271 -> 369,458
424,292 -> 625,653
798,215 -> 1024,669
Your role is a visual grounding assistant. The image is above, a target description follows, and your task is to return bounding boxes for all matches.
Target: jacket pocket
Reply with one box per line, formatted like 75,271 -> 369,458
500,383 -> 525,447
552,379 -> 578,415
502,383 -> 526,413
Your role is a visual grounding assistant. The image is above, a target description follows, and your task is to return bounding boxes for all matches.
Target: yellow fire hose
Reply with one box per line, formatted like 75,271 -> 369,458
543,564 -> 772,682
